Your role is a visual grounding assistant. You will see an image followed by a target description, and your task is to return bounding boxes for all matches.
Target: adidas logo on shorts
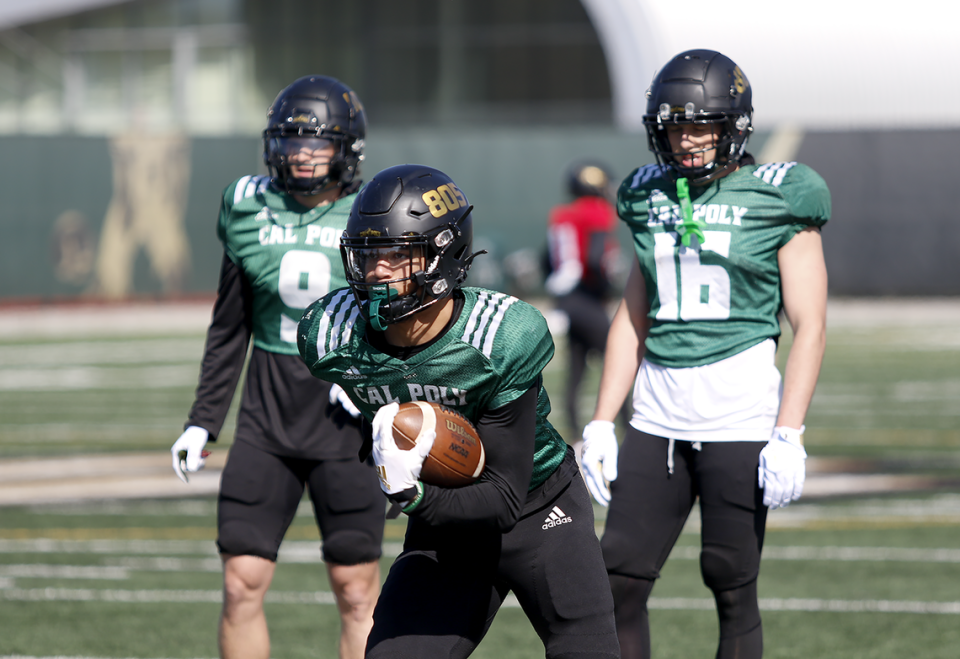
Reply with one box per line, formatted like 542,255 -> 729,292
542,506 -> 572,530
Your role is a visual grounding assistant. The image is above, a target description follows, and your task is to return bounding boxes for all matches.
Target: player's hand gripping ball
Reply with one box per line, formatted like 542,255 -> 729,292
392,401 -> 485,487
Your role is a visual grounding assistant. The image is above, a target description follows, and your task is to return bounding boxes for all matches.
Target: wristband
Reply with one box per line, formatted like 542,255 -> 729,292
401,481 -> 425,514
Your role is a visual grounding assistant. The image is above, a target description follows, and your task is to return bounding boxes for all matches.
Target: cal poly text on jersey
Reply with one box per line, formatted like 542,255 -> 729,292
348,383 -> 469,408
644,197 -> 749,228
257,223 -> 342,248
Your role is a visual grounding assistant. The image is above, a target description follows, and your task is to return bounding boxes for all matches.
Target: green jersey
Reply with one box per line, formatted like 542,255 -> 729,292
298,287 -> 568,490
618,161 -> 830,368
218,175 -> 354,355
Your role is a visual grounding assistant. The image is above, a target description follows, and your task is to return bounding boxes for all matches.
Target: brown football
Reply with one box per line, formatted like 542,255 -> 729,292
392,401 -> 485,487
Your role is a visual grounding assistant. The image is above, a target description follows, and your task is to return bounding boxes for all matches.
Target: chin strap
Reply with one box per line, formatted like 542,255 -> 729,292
675,178 -> 705,248
367,284 -> 397,331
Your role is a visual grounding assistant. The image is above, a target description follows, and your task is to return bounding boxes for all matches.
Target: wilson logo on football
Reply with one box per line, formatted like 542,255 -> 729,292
445,418 -> 476,445
542,506 -> 572,530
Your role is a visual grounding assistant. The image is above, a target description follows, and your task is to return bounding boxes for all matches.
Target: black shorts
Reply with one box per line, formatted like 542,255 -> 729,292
366,452 -> 619,659
217,439 -> 385,565
601,427 -> 767,590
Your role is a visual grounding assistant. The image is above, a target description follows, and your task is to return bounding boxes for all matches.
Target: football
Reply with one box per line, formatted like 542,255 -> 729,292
392,401 -> 485,487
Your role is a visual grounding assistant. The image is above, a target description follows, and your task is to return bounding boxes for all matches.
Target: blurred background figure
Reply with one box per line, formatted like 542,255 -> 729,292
545,160 -> 622,447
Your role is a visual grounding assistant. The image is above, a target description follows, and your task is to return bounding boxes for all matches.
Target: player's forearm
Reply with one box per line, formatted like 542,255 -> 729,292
408,387 -> 537,531
776,320 -> 826,431
776,227 -> 827,432
415,473 -> 526,531
186,254 -> 252,436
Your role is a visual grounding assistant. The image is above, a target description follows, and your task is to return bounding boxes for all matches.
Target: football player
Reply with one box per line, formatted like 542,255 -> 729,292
545,160 -> 622,435
580,50 -> 829,659
298,164 -> 620,659
170,76 -> 383,659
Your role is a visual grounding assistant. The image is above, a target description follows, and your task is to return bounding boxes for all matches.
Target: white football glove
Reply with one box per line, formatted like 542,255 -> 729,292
581,420 -> 619,507
758,426 -> 807,509
329,383 -> 361,419
371,402 -> 435,495
171,426 -> 210,484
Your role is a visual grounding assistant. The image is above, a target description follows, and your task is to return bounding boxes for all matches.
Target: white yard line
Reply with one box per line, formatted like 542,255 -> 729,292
2,539 -> 959,564
1,587 -> 957,614
1,298 -> 959,341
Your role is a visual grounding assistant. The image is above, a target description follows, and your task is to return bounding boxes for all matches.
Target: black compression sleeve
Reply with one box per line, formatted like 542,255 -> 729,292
185,253 -> 253,440
405,384 -> 538,532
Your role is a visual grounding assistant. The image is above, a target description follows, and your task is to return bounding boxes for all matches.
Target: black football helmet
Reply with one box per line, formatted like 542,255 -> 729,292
263,75 -> 366,196
566,160 -> 614,199
643,49 -> 753,184
340,164 -> 485,329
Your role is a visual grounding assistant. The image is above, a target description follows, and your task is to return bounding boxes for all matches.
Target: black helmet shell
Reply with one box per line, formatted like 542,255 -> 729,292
643,50 -> 753,184
341,164 -> 482,326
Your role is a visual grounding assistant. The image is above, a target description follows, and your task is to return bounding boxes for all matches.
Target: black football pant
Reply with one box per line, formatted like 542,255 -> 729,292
601,427 -> 767,659
555,290 -> 611,432
365,452 -> 620,659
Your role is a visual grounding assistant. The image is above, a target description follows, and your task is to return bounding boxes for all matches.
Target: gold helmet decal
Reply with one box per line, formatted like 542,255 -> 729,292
359,229 -> 382,237
733,66 -> 748,94
344,91 -> 365,117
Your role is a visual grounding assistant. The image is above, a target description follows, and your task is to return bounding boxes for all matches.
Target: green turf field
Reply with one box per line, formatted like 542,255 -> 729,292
1,299 -> 959,658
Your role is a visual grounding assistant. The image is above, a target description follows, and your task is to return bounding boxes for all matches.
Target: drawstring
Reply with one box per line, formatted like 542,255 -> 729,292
666,438 -> 702,476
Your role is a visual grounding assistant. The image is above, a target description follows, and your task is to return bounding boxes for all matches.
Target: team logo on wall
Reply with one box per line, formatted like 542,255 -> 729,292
90,134 -> 192,298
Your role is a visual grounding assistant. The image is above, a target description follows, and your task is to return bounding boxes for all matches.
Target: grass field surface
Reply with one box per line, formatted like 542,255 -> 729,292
1,297 -> 959,658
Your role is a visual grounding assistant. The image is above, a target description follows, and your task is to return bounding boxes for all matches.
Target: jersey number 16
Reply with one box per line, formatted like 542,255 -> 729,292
653,231 -> 731,321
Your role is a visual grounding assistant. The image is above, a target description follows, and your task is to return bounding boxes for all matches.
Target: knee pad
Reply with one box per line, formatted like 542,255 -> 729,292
601,530 -> 660,579
217,521 -> 279,561
322,529 -> 381,565
700,543 -> 760,593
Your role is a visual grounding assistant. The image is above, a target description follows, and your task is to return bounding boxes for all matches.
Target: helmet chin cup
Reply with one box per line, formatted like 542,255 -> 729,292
367,284 -> 397,332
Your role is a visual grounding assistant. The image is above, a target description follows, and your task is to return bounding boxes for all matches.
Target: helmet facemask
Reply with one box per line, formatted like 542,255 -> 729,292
263,129 -> 364,196
645,110 -> 751,185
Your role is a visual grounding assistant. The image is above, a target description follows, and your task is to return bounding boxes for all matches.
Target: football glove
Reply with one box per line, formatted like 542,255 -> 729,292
371,402 -> 435,495
171,426 -> 210,484
329,383 -> 361,419
758,426 -> 807,509
581,420 -> 619,507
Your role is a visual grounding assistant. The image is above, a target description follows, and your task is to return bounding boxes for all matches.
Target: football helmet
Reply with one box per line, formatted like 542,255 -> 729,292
263,75 -> 366,196
340,164 -> 485,329
643,49 -> 753,184
566,160 -> 614,199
